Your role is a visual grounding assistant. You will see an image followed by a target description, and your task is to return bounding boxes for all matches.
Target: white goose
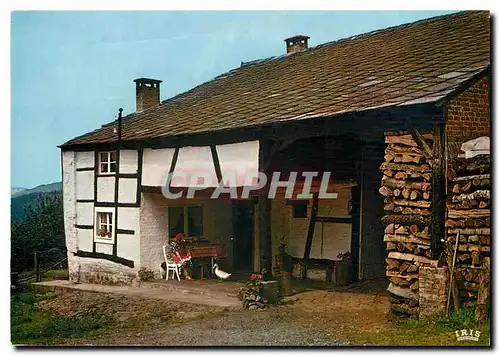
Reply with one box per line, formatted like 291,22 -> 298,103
213,263 -> 231,280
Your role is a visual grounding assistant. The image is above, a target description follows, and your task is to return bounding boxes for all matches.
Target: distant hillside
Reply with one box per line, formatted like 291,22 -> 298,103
12,182 -> 62,198
11,182 -> 62,221
11,187 -> 27,195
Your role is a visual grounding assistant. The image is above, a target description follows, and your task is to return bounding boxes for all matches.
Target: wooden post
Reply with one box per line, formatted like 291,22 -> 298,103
475,257 -> 490,323
34,251 -> 40,282
303,192 -> 319,261
431,123 -> 445,259
258,139 -> 273,275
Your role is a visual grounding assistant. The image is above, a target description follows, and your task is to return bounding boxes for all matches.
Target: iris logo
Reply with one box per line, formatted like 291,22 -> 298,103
455,329 -> 481,342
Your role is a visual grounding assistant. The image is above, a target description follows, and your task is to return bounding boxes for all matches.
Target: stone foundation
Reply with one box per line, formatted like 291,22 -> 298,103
68,253 -> 139,286
419,265 -> 449,319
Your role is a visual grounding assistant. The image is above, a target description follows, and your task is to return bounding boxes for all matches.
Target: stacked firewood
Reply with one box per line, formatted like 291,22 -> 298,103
379,131 -> 435,317
446,154 -> 490,307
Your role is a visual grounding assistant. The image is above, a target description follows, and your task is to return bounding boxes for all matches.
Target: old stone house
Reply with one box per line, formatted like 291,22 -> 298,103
59,10 -> 490,311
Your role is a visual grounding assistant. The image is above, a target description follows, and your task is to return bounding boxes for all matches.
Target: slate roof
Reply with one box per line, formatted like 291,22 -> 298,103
62,11 -> 490,148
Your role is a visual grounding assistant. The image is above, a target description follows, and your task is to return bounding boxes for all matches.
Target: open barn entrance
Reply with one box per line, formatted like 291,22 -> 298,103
264,134 -> 387,282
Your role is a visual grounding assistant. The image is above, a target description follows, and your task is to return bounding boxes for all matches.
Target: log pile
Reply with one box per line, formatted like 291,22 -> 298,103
380,132 -> 435,317
446,154 -> 490,307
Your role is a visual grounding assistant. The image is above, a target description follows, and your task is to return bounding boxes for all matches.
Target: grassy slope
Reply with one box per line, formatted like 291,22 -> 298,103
354,308 -> 490,346
11,289 -> 111,346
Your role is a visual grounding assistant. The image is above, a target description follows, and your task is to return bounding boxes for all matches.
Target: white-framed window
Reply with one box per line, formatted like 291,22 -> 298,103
94,207 -> 115,244
99,151 -> 117,174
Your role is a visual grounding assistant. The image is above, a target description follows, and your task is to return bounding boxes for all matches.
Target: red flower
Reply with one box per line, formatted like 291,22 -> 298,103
251,274 -> 257,280
276,261 -> 281,265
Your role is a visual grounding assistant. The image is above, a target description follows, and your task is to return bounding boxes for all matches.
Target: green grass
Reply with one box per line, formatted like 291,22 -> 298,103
11,289 -> 111,345
18,268 -> 68,282
354,308 -> 490,347
41,269 -> 68,280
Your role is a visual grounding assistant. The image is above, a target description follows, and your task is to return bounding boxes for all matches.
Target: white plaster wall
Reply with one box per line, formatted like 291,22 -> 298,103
140,193 -> 169,274
62,151 -> 77,253
75,151 -> 94,169
76,202 -> 94,226
76,171 -> 94,200
117,207 -> 140,231
117,233 -> 140,265
78,229 -> 94,252
118,178 -> 137,204
95,243 -> 113,255
142,148 -> 175,187
97,176 -> 115,202
173,146 -> 218,187
120,150 -> 138,174
216,140 -> 259,187
116,207 -> 140,264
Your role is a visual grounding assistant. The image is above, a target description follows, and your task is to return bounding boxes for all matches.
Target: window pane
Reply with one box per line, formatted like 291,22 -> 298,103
110,151 -> 117,162
292,202 -> 308,218
100,152 -> 108,163
168,207 -> 184,239
97,212 -> 113,238
188,206 -> 203,237
100,163 -> 108,173
110,163 -> 116,173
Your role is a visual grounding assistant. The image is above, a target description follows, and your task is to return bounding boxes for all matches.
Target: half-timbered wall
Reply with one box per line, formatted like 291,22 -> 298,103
62,149 -> 142,284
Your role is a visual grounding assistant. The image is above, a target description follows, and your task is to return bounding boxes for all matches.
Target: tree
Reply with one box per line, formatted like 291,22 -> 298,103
11,192 -> 66,273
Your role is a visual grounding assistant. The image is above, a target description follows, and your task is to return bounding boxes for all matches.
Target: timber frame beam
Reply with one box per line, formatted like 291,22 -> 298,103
430,123 -> 446,259
405,120 -> 433,159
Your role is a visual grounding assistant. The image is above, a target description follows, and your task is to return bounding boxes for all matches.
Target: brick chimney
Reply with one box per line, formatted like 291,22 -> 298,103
284,35 -> 310,54
134,78 -> 162,112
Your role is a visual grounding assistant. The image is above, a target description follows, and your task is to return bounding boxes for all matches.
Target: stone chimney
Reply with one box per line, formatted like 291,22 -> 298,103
284,35 -> 310,54
134,78 -> 162,112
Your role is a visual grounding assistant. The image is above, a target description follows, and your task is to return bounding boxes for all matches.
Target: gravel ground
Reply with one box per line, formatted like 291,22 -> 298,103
41,283 -> 389,347
79,308 -> 351,346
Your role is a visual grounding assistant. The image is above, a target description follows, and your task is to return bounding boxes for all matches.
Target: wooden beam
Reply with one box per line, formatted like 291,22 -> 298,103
74,250 -> 134,268
431,123 -> 446,259
258,139 -> 273,275
61,105 -> 442,152
303,192 -> 319,261
210,145 -> 223,182
405,121 -> 433,159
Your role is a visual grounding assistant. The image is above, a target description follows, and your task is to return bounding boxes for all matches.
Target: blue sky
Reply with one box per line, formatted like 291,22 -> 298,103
11,10 -> 456,188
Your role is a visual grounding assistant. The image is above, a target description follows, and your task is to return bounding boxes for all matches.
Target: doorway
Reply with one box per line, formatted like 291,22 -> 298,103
232,200 -> 254,271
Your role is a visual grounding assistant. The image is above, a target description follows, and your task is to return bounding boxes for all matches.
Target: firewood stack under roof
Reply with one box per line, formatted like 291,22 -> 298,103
445,137 -> 490,309
379,131 -> 436,318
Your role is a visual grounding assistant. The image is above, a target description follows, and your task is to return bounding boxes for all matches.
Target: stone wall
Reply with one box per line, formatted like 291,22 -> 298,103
68,252 -> 139,285
419,265 -> 449,319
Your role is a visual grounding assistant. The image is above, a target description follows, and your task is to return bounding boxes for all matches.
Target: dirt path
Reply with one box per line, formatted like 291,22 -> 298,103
39,287 -> 389,346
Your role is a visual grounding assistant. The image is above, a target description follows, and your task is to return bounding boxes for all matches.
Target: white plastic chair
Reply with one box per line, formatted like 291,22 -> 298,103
162,245 -> 181,281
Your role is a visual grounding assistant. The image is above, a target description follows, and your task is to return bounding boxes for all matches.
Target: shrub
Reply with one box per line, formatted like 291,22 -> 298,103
138,267 -> 155,281
238,273 -> 267,309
